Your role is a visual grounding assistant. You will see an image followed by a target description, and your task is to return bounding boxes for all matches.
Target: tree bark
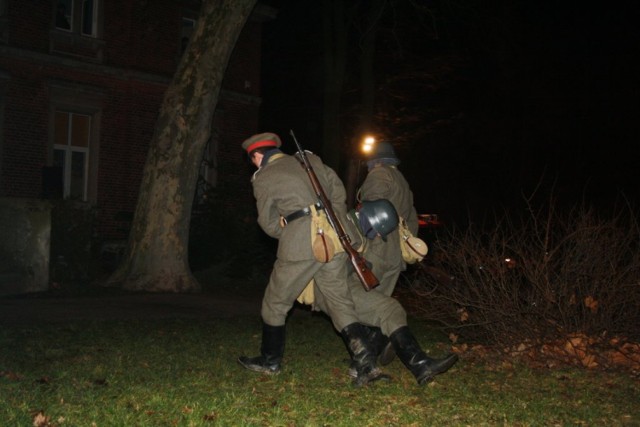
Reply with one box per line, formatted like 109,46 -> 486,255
107,0 -> 257,292
322,0 -> 347,170
345,0 -> 385,208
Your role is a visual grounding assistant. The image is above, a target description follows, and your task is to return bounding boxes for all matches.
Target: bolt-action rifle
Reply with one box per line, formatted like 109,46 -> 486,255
290,130 -> 379,291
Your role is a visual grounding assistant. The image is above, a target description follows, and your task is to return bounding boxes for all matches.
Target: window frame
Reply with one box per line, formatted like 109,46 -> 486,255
81,0 -> 99,37
48,81 -> 103,204
181,17 -> 196,55
0,0 -> 8,43
0,72 -> 7,183
53,0 -> 102,39
53,111 -> 91,201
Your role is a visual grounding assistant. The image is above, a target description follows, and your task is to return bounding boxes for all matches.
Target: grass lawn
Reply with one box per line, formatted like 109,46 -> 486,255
1,312 -> 638,426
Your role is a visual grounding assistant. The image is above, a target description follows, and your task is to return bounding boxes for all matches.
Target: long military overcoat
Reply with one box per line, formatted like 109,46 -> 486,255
358,164 -> 419,296
252,151 -> 358,330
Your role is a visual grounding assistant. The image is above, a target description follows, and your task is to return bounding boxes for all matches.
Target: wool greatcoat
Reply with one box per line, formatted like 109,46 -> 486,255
358,164 -> 419,297
313,221 -> 409,337
252,150 -> 359,331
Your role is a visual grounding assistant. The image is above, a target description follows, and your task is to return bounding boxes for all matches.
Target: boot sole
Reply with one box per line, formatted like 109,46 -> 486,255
237,357 -> 281,375
353,371 -> 392,387
416,355 -> 459,385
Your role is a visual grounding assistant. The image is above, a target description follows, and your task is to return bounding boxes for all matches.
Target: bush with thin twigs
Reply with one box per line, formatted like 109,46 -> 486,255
398,202 -> 640,368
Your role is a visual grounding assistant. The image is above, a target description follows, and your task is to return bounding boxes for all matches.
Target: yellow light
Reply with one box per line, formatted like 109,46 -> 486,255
361,136 -> 375,154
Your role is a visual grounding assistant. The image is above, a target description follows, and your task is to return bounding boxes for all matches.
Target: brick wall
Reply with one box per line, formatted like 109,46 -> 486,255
1,0 -> 272,241
103,1 -> 182,75
94,79 -> 164,239
1,60 -> 49,198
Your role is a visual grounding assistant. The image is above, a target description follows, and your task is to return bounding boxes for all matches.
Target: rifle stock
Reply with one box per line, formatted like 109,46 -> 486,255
289,130 -> 379,291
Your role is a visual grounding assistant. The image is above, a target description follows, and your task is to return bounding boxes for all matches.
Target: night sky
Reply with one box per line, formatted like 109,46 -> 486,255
257,0 -> 640,226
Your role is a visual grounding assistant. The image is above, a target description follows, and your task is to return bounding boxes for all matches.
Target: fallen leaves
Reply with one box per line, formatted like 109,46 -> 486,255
32,410 -> 52,427
605,341 -> 640,370
35,376 -> 52,385
583,296 -> 598,313
203,411 -> 218,422
0,370 -> 22,381
451,332 -> 640,374
456,308 -> 469,322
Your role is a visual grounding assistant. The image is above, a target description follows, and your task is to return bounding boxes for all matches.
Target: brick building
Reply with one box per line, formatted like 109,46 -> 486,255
0,1 -> 275,291
0,0 -> 272,240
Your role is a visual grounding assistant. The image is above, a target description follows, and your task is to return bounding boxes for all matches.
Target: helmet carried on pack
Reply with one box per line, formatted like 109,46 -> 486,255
358,199 -> 399,241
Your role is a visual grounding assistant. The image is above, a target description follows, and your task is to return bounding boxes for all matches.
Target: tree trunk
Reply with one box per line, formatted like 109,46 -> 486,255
345,0 -> 385,207
322,0 -> 347,170
359,0 -> 383,130
107,0 -> 257,292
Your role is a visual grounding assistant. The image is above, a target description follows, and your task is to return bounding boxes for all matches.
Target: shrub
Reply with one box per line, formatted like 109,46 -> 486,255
400,202 -> 640,352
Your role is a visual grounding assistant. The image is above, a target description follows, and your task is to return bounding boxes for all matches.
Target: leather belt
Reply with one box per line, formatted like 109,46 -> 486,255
284,203 -> 324,225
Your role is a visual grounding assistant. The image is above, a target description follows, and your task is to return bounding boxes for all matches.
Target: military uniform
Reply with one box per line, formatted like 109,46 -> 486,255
252,149 -> 358,331
237,132 -> 386,385
312,199 -> 459,386
315,263 -> 408,336
313,202 -> 408,337
359,162 -> 418,296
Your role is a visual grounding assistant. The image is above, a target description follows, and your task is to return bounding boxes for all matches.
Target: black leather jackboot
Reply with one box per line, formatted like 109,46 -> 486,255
390,326 -> 459,385
368,326 -> 395,366
238,322 -> 285,374
348,326 -> 395,377
341,323 -> 390,386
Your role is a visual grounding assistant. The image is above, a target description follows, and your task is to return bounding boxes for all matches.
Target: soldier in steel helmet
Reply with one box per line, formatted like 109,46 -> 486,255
358,141 -> 419,297
313,199 -> 459,386
236,132 -> 387,386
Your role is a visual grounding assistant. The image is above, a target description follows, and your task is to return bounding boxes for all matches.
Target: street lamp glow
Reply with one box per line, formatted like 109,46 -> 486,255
361,136 -> 375,153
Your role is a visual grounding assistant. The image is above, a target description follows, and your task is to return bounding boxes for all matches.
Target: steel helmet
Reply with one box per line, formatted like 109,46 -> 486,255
366,141 -> 400,165
358,199 -> 399,241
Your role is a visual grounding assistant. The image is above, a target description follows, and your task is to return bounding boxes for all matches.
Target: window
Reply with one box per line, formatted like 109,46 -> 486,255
0,0 -> 8,43
194,113 -> 222,205
54,0 -> 100,38
81,0 -> 98,37
55,0 -> 72,31
48,81 -> 103,203
181,17 -> 196,55
53,111 -> 91,200
0,73 -> 7,183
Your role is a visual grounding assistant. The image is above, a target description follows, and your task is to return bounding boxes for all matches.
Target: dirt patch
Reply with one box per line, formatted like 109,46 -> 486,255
0,288 -> 263,325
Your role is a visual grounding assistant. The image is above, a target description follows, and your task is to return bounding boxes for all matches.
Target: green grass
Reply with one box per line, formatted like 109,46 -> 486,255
1,313 -> 638,426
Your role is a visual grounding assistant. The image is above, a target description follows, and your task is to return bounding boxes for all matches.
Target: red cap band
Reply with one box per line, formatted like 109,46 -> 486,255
245,139 -> 279,153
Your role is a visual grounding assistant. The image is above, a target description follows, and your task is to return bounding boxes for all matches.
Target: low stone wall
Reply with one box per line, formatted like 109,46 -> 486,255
0,198 -> 51,296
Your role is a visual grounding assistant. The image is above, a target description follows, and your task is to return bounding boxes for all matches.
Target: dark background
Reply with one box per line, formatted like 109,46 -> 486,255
257,0 -> 640,226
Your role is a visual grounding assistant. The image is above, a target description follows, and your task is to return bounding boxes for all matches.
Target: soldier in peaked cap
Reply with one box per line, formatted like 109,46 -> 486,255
237,131 -> 387,386
240,132 -> 282,152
